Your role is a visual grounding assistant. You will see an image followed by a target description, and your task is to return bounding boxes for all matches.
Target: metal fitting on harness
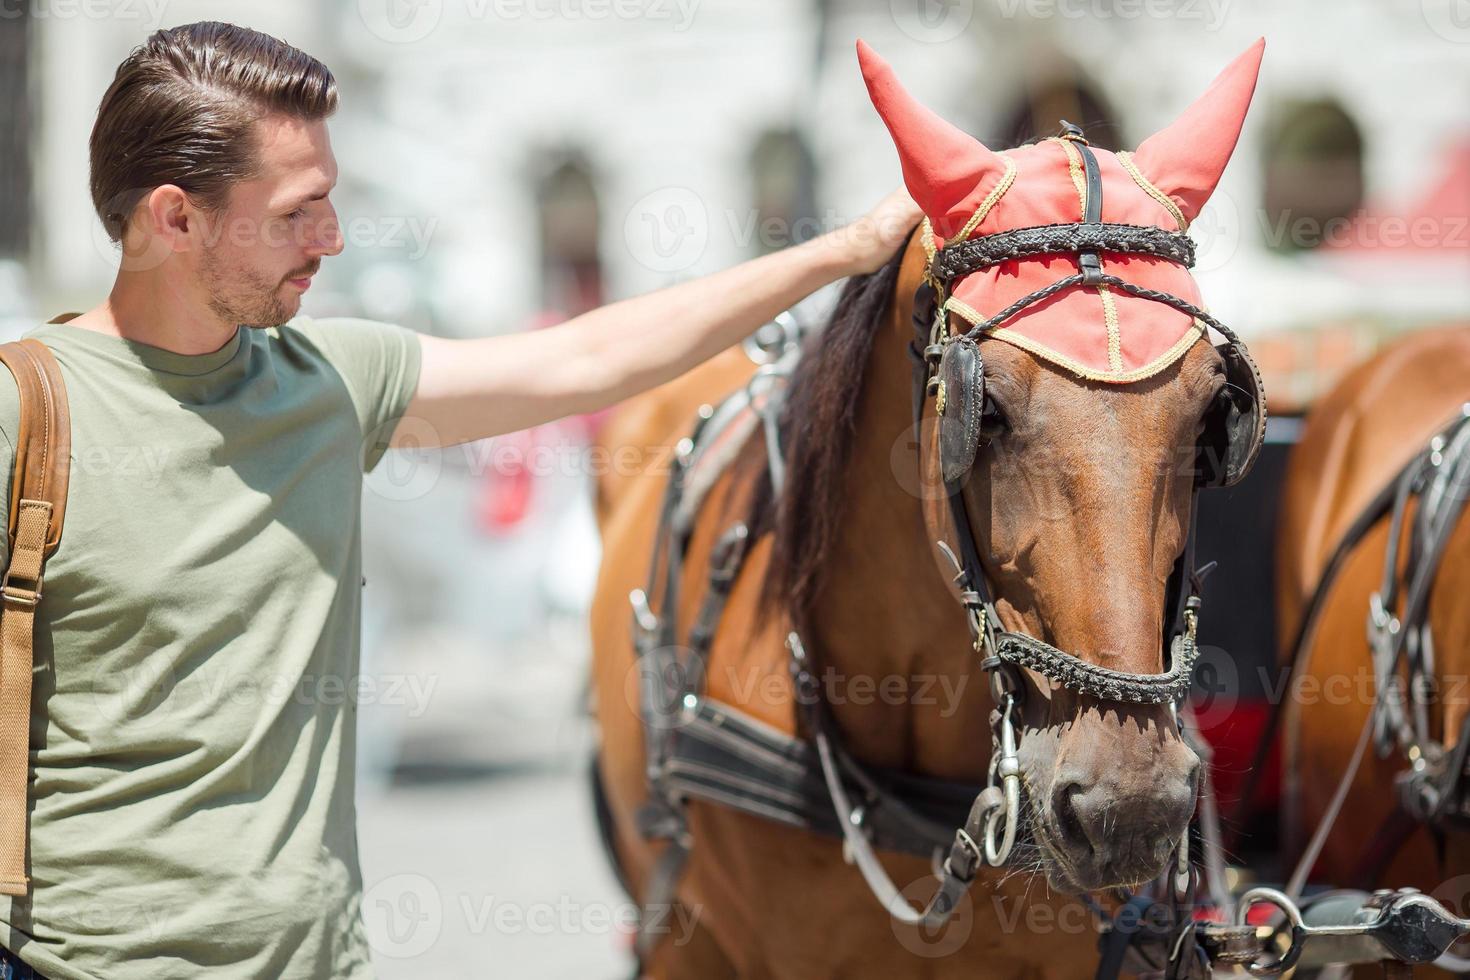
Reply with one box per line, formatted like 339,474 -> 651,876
708,523 -> 749,589
786,631 -> 822,706
1057,119 -> 1089,144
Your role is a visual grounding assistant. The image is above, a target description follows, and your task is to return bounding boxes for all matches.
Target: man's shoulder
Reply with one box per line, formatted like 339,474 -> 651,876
273,314 -> 422,388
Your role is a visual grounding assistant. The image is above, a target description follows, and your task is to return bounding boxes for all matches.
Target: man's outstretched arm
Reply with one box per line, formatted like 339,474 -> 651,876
392,189 -> 920,448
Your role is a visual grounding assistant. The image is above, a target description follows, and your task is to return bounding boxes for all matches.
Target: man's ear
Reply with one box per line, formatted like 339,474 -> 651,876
114,185 -> 205,271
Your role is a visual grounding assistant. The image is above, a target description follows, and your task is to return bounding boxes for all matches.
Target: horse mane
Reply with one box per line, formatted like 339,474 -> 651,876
748,241 -> 909,632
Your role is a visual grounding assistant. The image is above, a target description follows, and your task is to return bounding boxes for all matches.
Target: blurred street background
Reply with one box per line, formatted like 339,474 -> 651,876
2,0 -> 1468,975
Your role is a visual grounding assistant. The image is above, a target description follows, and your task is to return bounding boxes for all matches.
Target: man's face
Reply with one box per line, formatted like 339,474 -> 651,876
197,115 -> 343,329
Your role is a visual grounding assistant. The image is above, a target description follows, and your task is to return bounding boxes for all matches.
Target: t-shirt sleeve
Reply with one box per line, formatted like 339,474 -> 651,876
289,316 -> 423,473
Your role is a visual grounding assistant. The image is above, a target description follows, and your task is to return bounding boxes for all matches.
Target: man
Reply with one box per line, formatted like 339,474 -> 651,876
0,19 -> 917,980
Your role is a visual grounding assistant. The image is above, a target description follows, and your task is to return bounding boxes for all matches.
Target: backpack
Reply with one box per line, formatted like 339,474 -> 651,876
0,336 -> 71,896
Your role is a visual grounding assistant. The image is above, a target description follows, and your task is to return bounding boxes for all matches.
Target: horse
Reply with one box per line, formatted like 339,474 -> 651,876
589,39 -> 1267,978
1274,324 -> 1470,971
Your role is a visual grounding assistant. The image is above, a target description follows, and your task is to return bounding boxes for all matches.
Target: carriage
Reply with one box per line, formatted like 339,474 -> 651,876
587,38 -> 1470,979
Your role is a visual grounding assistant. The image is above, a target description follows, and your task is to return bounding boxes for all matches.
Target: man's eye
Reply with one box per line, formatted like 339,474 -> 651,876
287,209 -> 306,220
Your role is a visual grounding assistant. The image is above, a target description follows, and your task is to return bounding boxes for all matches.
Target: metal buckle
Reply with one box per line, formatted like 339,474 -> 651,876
786,631 -> 821,704
708,524 -> 749,587
629,589 -> 659,635
1368,592 -> 1400,635
1,576 -> 39,607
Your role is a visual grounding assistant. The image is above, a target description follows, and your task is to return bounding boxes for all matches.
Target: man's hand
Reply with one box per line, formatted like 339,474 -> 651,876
827,187 -> 923,275
393,187 -> 923,449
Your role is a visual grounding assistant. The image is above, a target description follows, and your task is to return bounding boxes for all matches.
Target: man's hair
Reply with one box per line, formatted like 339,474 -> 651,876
90,21 -> 338,243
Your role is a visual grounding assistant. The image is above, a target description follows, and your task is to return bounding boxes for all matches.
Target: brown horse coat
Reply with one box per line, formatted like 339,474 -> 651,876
1277,327 -> 1470,913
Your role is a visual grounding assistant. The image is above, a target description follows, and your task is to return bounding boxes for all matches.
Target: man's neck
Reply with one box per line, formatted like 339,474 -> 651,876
66,276 -> 238,356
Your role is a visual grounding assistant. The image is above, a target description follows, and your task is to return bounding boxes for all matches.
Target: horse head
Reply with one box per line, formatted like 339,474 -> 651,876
859,38 -> 1265,892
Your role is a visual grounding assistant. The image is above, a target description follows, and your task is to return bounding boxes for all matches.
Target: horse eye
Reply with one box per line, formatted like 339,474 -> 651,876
1197,384 -> 1232,443
1204,384 -> 1232,421
980,392 -> 1008,439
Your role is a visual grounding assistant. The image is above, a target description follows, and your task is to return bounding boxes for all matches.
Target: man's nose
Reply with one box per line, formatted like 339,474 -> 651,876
309,206 -> 344,257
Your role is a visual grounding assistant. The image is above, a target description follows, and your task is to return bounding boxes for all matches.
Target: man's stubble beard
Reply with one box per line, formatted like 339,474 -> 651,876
200,245 -> 297,330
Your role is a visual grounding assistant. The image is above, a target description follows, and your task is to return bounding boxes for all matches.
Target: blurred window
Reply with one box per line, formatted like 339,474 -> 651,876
749,129 -> 817,256
0,6 -> 31,259
1261,100 -> 1365,252
535,154 -> 602,317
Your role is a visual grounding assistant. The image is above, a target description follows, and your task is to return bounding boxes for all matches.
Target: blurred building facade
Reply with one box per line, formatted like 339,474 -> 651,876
7,1 -> 1467,374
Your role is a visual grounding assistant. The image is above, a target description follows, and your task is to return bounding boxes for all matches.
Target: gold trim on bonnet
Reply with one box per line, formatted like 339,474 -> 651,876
1117,150 -> 1189,232
951,155 -> 1019,245
1049,138 -> 1088,218
1098,284 -> 1124,374
943,294 -> 1207,383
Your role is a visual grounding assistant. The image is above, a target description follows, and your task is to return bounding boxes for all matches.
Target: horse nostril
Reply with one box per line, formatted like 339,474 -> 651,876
1173,761 -> 1202,822
1052,782 -> 1093,854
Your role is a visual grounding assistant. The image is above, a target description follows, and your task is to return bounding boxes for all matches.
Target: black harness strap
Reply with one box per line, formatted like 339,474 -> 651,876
1071,126 -> 1106,285
1231,408 -> 1470,842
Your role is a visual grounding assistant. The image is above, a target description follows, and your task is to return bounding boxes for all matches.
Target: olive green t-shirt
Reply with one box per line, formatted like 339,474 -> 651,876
0,314 -> 423,979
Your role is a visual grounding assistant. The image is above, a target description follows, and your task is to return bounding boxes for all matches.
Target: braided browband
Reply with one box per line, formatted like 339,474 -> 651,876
994,630 -> 1200,705
933,222 -> 1195,281
955,271 -> 1243,347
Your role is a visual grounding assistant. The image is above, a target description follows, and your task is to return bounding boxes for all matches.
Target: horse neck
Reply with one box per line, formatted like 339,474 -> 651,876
801,247 -> 993,778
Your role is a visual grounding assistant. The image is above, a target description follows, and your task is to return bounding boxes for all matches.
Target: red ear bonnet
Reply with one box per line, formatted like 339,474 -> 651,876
859,38 -> 1265,381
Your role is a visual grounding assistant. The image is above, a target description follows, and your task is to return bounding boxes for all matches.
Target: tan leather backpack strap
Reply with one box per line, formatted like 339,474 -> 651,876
0,339 -> 71,897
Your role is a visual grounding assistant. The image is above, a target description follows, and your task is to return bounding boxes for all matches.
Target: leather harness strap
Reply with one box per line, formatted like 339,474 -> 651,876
0,337 -> 71,897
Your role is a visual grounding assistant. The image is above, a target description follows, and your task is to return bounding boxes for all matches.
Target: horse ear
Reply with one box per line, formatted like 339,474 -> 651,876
1131,38 -> 1266,223
856,39 -> 1005,233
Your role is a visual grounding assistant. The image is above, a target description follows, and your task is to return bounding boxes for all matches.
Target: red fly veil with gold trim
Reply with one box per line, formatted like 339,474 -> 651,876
857,38 -> 1264,383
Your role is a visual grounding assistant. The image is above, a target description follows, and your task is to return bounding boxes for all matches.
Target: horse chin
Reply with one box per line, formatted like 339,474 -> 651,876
1032,824 -> 1090,894
1032,819 -> 1169,894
